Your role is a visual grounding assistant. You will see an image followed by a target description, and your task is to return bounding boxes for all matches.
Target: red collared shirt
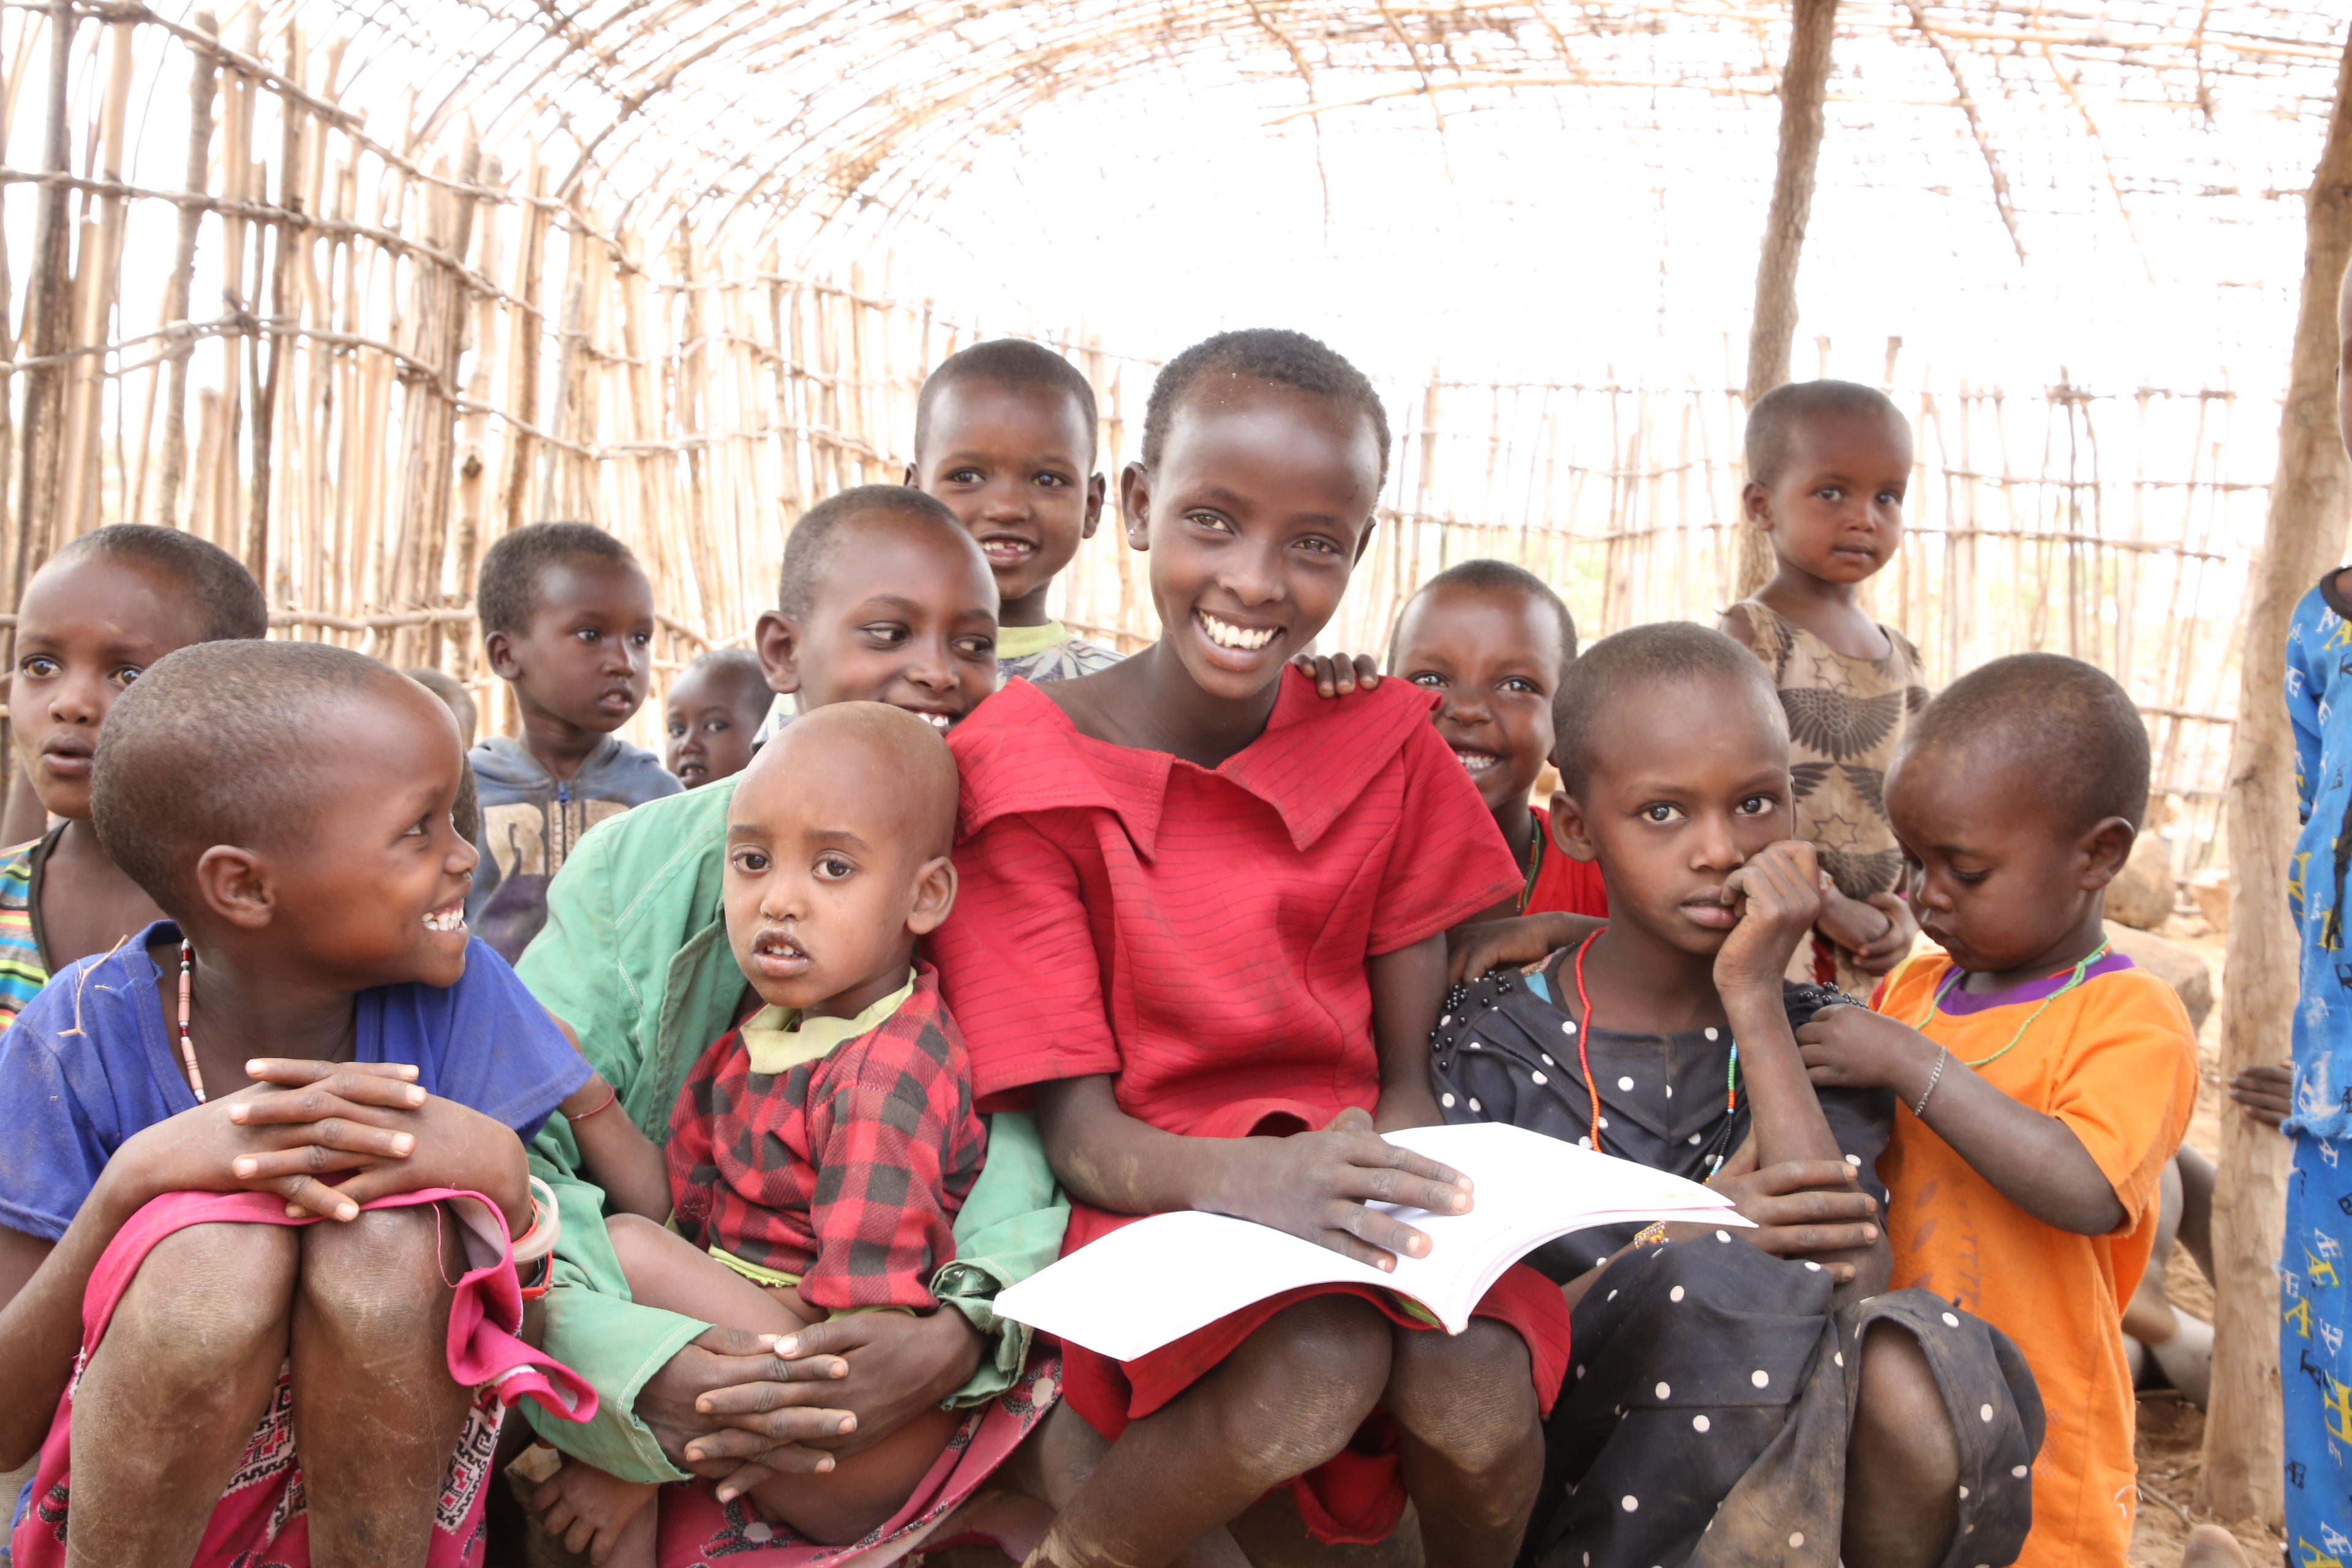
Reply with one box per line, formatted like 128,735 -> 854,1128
934,670 -> 1520,1161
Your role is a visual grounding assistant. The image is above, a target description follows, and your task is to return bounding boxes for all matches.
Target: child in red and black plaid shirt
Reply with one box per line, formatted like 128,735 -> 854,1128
540,699 -> 982,1563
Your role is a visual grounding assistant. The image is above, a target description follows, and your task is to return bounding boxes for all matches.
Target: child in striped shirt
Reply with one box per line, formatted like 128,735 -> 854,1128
0,527 -> 267,1030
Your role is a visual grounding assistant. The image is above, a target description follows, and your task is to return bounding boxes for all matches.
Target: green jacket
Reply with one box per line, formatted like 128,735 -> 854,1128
516,774 -> 1069,1482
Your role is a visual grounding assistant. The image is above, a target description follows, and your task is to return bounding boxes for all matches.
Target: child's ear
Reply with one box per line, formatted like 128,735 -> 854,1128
1118,462 -> 1152,551
1352,516 -> 1379,565
1741,480 -> 1774,532
483,630 -> 524,682
754,610 -> 802,696
2078,816 -> 2136,891
193,845 -> 274,930
902,460 -> 919,486
1082,473 -> 1107,539
1550,789 -> 1599,864
905,856 -> 959,935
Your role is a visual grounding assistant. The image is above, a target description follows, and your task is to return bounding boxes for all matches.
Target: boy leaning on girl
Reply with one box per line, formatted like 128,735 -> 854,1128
0,330 -> 2206,1568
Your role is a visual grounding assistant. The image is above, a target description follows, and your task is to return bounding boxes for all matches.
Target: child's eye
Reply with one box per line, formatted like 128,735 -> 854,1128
954,636 -> 996,660
706,718 -> 731,734
1640,803 -> 1684,824
1951,867 -> 1989,886
1879,490 -> 1902,507
18,655 -> 58,679
631,631 -> 651,647
111,665 -> 143,688
1735,794 -> 1776,815
729,848 -> 771,874
576,628 -> 600,643
815,855 -> 853,880
404,814 -> 431,839
946,467 -> 983,485
862,623 -> 911,647
1035,471 -> 1069,489
1501,677 -> 1540,695
1815,486 -> 1844,503
1186,511 -> 1233,533
1294,536 -> 1341,556
1409,672 -> 1447,689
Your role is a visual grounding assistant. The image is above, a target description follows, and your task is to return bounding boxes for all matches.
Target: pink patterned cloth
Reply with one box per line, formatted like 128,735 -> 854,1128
10,1187 -> 595,1568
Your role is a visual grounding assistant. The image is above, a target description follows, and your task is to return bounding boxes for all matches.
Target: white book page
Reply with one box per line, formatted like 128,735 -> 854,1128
995,1123 -> 1750,1359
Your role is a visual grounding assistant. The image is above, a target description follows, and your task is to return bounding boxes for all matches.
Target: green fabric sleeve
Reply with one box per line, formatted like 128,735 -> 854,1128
932,1110 -> 1069,1407
514,823 -> 634,1088
524,1123 -> 707,1483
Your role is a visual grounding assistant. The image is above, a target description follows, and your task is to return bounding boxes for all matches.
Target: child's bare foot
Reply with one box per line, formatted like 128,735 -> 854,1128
531,1453 -> 658,1568
2182,1523 -> 2250,1567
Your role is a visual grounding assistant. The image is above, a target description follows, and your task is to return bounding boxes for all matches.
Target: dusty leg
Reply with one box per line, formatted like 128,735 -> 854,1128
63,1222 -> 297,1568
990,1403 -> 1248,1568
2181,1523 -> 2251,1567
2173,1147 -> 2216,1284
293,1205 -> 472,1568
1025,1295 -> 1392,1568
1841,1323 -> 1961,1568
1383,1319 -> 1540,1568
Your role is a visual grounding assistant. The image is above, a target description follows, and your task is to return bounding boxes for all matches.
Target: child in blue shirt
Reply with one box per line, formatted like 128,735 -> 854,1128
0,639 -> 590,1568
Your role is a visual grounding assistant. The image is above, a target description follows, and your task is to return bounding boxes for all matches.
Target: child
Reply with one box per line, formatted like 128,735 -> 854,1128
0,639 -> 594,1566
470,521 -> 680,963
1722,379 -> 1928,992
665,647 -> 772,787
1798,653 -> 2198,1568
2256,252 -> 2352,1568
907,339 -> 1120,684
0,525 -> 267,1031
541,703 -> 1003,1563
1388,559 -> 1607,919
931,328 -> 1571,1565
1433,623 -> 2038,1568
514,488 -> 1068,1563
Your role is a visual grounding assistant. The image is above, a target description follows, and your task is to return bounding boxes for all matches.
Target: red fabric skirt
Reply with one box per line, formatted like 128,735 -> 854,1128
1056,1259 -> 1571,1545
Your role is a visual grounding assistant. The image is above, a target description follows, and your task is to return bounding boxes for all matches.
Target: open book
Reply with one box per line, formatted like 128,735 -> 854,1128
993,1121 -> 1752,1361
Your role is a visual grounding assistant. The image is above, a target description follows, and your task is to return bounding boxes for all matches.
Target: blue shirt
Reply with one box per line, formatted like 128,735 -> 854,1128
2286,572 -> 2352,1140
0,922 -> 591,1242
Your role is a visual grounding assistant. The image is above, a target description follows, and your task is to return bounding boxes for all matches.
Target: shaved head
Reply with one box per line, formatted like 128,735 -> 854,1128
741,700 -> 959,858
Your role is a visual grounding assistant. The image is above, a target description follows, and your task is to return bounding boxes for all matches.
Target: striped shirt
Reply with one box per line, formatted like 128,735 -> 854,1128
0,827 -> 55,1033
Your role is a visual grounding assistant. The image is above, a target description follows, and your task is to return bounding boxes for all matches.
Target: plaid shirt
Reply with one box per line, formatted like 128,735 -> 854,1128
668,962 -> 987,1311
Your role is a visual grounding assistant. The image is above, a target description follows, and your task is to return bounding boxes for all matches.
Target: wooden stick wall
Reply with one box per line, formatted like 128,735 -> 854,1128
0,5 -> 2272,877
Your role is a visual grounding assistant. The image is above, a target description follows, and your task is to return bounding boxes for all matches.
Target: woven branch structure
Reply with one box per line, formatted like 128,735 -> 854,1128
0,1 -> 2343,879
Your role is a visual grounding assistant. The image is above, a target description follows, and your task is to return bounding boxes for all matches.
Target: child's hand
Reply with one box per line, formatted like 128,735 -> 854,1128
1795,1003 -> 1936,1096
1816,887 -> 1917,977
1226,1107 -> 1472,1270
1713,841 -> 1824,997
99,1063 -> 429,1223
530,1453 -> 657,1566
235,1059 -> 530,1229
2229,1063 -> 2294,1129
1289,652 -> 1382,699
1447,911 -> 1595,982
1692,1138 -> 1879,1282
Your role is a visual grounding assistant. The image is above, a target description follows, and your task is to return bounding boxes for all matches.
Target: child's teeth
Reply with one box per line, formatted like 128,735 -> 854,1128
1201,613 -> 1273,651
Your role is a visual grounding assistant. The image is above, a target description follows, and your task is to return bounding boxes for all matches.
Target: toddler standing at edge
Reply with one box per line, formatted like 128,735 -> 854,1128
1723,380 -> 1928,993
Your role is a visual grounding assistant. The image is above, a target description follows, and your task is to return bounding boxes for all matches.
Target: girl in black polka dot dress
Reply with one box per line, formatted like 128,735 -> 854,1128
1438,623 -> 2041,1568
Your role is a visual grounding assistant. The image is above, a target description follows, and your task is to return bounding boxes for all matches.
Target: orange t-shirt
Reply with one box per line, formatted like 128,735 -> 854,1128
1874,951 -> 2196,1568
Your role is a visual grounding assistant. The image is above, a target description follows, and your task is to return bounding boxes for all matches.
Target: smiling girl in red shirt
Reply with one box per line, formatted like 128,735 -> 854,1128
931,329 -> 1569,1568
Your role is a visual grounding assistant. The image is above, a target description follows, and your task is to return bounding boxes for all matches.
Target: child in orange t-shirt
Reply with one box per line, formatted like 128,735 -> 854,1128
1796,652 -> 2196,1568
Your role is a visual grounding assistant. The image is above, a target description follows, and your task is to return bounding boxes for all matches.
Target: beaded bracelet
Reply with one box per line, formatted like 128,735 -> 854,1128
1630,1221 -> 1671,1249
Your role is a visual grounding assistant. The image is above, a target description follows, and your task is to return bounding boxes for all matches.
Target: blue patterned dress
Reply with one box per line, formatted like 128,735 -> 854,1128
2283,568 -> 2352,1566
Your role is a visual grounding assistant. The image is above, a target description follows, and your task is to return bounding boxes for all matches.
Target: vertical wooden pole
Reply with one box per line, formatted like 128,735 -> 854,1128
14,0 -> 76,601
2204,20 -> 2352,1526
1733,0 -> 1839,598
154,13 -> 217,530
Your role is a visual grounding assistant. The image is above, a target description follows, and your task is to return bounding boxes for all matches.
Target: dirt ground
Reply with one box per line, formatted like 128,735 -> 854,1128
2125,917 -> 2285,1568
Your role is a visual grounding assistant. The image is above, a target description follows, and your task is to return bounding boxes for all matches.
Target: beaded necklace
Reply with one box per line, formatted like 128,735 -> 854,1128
1910,937 -> 2112,1069
176,939 -> 206,1102
1567,930 -> 1740,1166
1513,820 -> 1545,915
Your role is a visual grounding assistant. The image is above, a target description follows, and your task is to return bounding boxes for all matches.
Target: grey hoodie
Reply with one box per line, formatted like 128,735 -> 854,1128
466,733 -> 681,963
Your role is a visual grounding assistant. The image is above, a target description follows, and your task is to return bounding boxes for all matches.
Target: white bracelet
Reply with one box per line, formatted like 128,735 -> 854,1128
1912,1047 -> 1948,1121
510,1174 -> 563,1264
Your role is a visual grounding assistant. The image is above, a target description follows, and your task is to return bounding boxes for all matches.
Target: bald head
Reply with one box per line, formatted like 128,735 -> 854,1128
739,700 -> 959,859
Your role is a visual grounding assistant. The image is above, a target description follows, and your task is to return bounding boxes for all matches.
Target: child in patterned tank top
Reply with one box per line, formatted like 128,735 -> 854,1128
1721,379 -> 1928,995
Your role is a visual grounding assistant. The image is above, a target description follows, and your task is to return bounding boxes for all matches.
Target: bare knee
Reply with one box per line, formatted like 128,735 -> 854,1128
1853,1324 -> 1958,1480
1385,1319 -> 1537,1470
298,1205 -> 450,1341
108,1221 -> 297,1371
604,1211 -> 674,1279
1208,1295 -> 1391,1487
